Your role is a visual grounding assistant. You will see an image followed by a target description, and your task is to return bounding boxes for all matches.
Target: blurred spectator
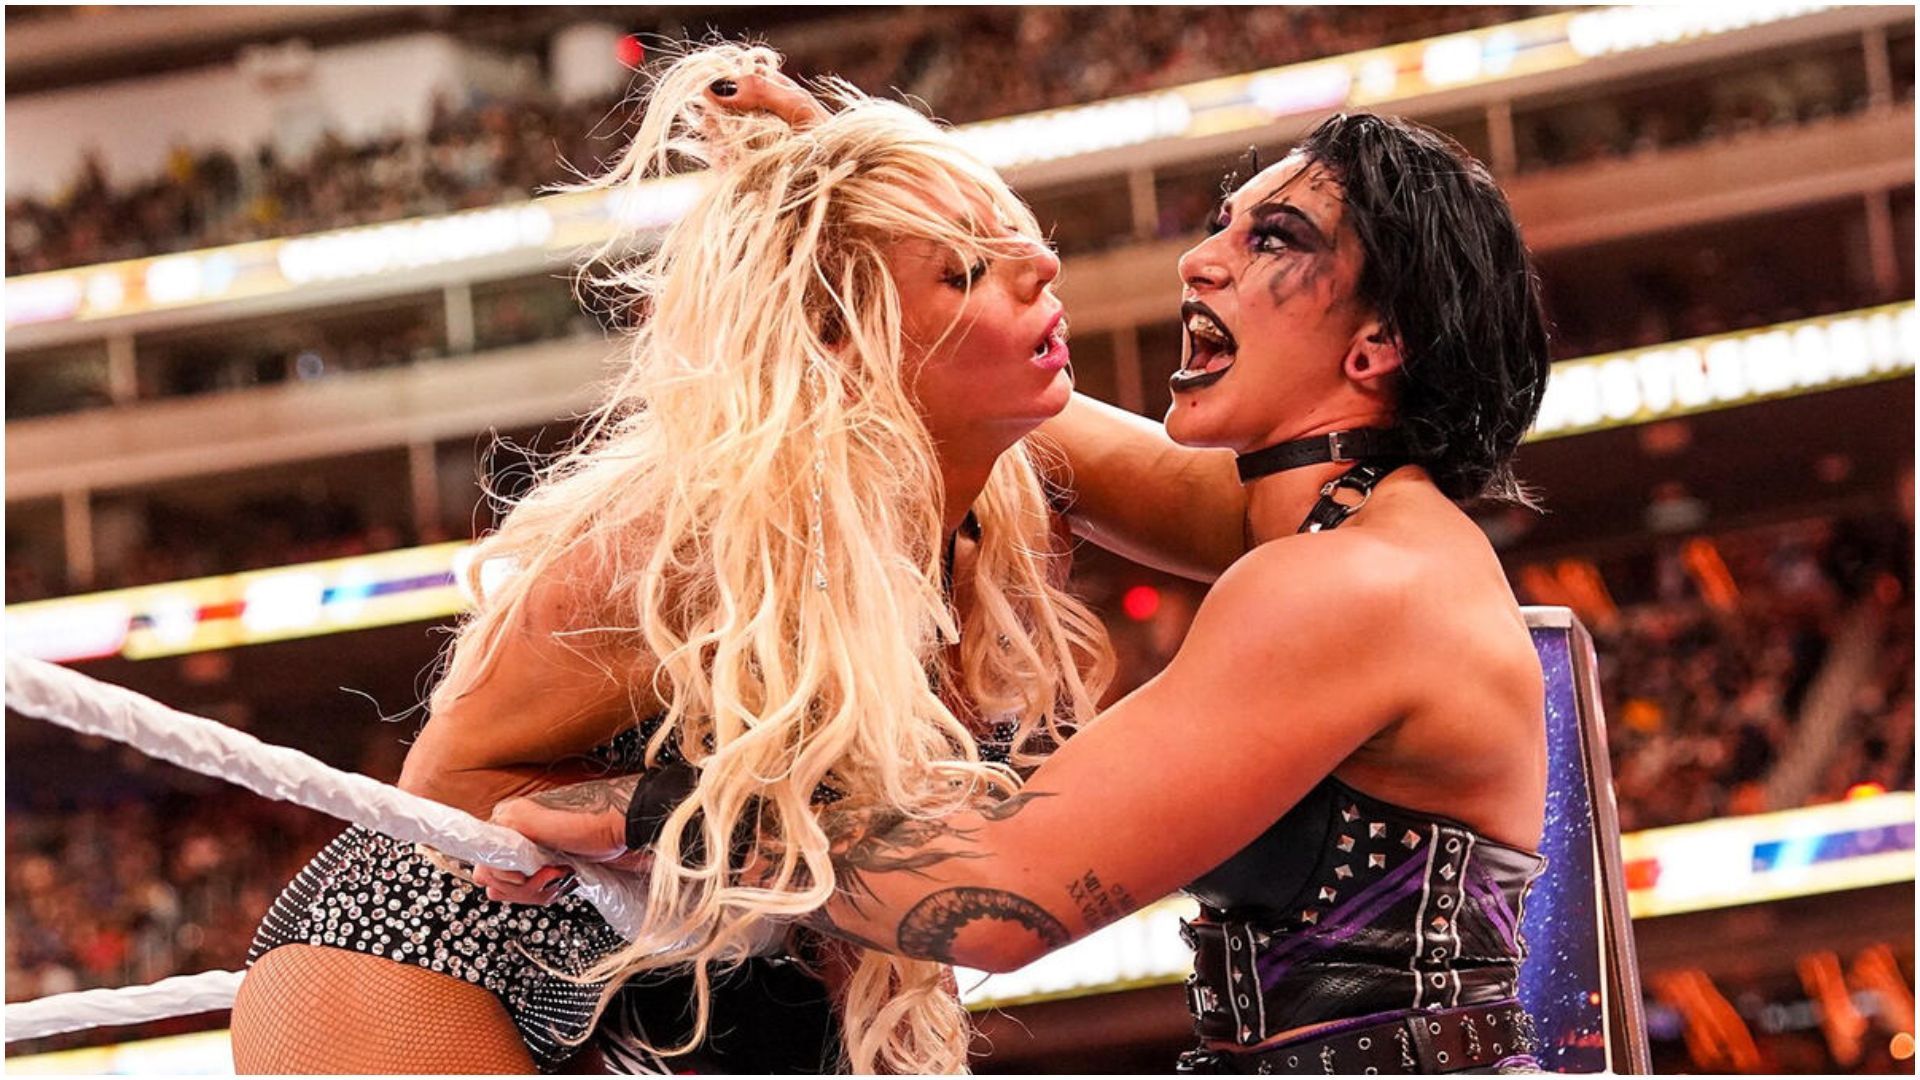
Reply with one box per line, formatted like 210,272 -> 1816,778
5,784 -> 341,1054
6,6 -> 1541,275
1517,514 -> 1915,830
1512,39 -> 1874,175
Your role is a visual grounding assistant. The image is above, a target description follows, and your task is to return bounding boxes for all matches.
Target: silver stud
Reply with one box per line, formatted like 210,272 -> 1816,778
1430,915 -> 1450,931
1301,909 -> 1320,925
1341,804 -> 1360,822
1335,864 -> 1354,880
1439,864 -> 1457,881
1369,821 -> 1387,838
1240,1025 -> 1254,1043
1369,852 -> 1387,869
1403,829 -> 1423,849
1337,834 -> 1356,852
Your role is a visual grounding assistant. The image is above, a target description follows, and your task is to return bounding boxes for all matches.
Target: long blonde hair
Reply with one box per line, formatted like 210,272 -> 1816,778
435,45 -> 1112,1072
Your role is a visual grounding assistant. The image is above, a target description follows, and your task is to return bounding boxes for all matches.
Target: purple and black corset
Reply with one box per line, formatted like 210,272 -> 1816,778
1181,775 -> 1546,1046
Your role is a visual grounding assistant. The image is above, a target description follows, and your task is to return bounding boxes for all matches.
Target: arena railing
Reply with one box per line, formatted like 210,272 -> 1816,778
6,5 -> 1901,344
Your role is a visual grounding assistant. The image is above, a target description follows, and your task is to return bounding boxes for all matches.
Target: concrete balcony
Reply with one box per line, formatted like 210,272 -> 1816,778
8,106 -> 1914,503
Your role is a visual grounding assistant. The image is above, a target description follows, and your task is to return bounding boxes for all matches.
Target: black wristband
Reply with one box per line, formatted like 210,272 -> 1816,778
625,761 -> 701,852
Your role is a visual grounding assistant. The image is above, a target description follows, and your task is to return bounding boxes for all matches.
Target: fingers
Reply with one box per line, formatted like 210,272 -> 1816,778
489,794 -> 631,864
704,72 -> 830,129
474,862 -> 575,906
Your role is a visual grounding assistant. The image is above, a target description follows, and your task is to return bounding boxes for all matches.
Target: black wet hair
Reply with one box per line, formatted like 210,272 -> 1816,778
1293,112 -> 1550,508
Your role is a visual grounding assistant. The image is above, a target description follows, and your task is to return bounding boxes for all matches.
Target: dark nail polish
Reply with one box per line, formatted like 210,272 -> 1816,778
709,79 -> 737,98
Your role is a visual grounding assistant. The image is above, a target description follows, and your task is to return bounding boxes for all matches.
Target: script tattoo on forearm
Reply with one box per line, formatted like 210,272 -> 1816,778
1065,868 -> 1137,931
529,773 -> 641,814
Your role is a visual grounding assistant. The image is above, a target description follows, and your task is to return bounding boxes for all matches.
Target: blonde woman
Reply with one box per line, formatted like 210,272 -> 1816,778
491,80 -> 1557,1076
228,45 -> 1124,1074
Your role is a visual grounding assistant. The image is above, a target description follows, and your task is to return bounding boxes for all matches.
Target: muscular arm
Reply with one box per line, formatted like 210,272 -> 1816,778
399,566 -> 653,819
792,538 -> 1414,970
1036,393 -> 1247,582
475,538 -> 1416,967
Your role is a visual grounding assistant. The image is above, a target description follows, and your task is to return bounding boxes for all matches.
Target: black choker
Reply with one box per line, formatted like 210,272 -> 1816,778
1235,428 -> 1408,483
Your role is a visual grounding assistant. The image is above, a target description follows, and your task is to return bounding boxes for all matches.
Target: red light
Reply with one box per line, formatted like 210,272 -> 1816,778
1623,857 -> 1660,892
1847,782 -> 1887,801
616,34 -> 645,69
1122,585 -> 1161,621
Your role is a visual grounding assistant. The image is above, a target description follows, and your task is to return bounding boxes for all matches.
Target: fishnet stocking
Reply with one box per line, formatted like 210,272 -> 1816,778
231,945 -> 537,1074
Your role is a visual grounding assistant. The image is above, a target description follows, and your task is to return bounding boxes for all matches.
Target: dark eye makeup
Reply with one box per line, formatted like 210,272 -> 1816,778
943,258 -> 989,288
1248,222 -> 1300,255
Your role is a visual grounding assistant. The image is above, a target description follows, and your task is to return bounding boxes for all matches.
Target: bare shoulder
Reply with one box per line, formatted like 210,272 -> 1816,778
1202,527 -> 1435,637
1170,531 -> 1434,722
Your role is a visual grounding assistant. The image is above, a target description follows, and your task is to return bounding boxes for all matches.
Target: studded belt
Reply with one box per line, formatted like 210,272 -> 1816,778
1182,917 -> 1276,1044
1175,1000 -> 1535,1074
1182,910 -> 1521,1046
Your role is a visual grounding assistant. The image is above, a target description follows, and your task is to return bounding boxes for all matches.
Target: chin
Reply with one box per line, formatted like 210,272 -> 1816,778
1038,366 -> 1075,416
1163,384 -> 1240,449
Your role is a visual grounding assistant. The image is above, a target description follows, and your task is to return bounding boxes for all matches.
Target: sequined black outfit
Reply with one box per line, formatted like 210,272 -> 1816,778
247,824 -> 632,1070
247,727 -> 663,1072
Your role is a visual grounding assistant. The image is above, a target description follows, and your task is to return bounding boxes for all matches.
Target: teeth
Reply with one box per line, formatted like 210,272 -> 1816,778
1186,313 -> 1229,347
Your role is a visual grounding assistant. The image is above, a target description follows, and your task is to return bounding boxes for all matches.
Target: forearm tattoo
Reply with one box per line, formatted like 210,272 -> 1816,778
897,886 -> 1070,964
1065,868 -> 1137,931
529,773 -> 641,814
805,791 -> 1063,960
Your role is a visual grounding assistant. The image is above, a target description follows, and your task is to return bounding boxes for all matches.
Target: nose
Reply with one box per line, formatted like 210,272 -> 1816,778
1017,238 -> 1061,300
1178,234 -> 1228,293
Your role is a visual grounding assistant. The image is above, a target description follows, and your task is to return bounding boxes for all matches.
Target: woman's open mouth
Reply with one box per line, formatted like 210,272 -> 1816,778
1030,311 -> 1070,372
1169,300 -> 1236,393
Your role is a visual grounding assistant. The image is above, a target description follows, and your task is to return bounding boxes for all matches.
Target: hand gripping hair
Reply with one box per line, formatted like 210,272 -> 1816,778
432,44 -> 1112,1073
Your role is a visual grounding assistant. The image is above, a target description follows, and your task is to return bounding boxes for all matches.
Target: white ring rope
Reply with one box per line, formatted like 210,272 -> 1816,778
4,653 -> 651,1042
7,971 -> 246,1042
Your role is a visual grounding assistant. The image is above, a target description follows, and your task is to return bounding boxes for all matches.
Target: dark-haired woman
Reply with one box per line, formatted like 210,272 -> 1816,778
485,105 -> 1555,1075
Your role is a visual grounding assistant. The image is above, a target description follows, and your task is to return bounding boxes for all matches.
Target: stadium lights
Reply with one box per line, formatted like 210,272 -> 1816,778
3,4 -> 1851,327
4,302 -> 1911,667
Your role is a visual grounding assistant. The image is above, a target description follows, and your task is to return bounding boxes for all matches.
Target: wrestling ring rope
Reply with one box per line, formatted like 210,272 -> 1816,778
4,653 -> 652,1042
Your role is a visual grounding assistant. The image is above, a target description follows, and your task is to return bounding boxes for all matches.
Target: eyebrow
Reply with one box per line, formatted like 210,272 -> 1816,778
1246,200 -> 1327,246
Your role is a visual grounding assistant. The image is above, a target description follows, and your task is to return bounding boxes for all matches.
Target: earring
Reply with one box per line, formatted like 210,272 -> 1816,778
809,447 -> 829,592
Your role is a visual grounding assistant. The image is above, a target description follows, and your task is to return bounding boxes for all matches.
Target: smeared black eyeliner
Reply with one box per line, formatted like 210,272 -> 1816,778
1247,201 -> 1326,249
